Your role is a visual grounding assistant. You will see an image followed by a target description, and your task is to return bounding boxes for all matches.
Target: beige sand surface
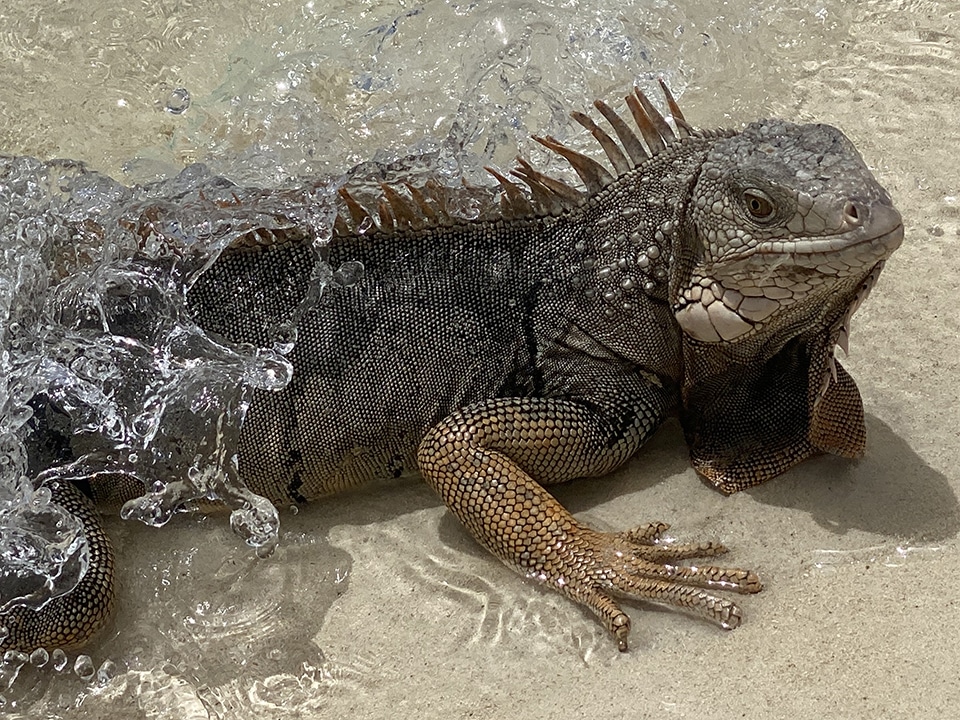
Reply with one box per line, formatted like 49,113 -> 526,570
1,1 -> 957,717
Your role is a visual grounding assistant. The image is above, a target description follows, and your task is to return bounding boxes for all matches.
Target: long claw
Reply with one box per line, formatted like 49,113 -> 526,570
565,524 -> 761,648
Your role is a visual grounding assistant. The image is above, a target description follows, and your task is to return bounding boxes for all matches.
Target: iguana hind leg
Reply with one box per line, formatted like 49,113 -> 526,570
417,395 -> 762,651
0,481 -> 116,653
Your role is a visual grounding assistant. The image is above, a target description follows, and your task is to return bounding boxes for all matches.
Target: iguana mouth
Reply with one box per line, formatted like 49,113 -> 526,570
676,202 -> 902,345
755,203 -> 903,259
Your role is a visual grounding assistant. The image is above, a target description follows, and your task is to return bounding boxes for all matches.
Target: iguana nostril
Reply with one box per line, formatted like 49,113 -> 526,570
844,200 -> 862,225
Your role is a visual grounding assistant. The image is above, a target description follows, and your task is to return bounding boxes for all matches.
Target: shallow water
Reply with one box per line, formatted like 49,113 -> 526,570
1,0 -> 959,717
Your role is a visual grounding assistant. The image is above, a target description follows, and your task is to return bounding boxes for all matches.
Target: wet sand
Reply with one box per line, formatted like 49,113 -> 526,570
1,1 -> 958,717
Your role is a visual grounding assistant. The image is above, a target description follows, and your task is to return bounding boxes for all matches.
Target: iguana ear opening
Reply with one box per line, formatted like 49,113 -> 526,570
680,335 -> 866,494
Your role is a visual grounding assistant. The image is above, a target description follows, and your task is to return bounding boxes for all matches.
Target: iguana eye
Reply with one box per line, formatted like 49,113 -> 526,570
743,189 -> 775,221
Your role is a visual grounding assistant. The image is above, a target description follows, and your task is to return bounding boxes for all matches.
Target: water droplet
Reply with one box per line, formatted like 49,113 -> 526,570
51,649 -> 68,671
164,87 -> 191,115
2,651 -> 26,667
357,216 -> 375,234
333,260 -> 365,287
272,324 -> 299,354
96,659 -> 118,685
229,493 -> 280,556
74,654 -> 95,681
29,648 -> 48,667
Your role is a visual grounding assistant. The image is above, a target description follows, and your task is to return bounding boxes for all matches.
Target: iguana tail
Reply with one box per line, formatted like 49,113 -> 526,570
0,481 -> 116,653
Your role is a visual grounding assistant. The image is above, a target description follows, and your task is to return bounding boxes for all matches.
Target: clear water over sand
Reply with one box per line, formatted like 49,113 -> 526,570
0,0 -> 957,717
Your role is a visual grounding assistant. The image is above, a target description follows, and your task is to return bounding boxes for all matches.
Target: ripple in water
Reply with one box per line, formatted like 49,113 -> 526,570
0,0 -> 934,716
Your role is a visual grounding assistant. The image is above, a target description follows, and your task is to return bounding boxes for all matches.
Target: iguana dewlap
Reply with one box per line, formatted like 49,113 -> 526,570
3,82 -> 903,653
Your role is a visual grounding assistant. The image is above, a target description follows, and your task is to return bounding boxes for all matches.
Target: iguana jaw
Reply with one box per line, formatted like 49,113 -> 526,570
674,200 -> 902,344
749,201 -> 903,267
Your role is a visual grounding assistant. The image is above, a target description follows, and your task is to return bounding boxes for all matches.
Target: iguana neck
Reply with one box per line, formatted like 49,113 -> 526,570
679,267 -> 870,383
532,138 -> 711,385
678,267 -> 879,492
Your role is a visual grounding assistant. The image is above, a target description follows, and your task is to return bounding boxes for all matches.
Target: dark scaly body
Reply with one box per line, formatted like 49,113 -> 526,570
2,85 -> 902,653
192,138 -> 702,505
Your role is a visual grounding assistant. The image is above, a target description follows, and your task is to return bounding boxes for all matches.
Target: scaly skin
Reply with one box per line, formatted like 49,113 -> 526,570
0,482 -> 115,653
417,397 -> 761,650
1,85 -> 902,654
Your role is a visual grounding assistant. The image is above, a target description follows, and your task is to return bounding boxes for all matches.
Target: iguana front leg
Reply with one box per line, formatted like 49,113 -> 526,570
417,392 -> 762,651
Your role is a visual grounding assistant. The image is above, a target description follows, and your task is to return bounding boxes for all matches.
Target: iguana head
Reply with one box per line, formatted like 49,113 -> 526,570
674,119 -> 903,492
676,120 -> 902,344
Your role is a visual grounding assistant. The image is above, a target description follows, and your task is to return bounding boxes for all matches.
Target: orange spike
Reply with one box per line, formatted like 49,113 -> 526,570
532,135 -> 614,193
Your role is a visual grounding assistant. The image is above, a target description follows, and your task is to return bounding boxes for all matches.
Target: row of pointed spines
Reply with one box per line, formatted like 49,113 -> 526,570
331,79 -> 736,237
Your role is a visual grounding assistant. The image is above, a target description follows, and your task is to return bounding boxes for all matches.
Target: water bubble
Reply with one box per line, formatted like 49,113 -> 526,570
272,324 -> 299,355
356,216 -> 375,234
0,651 -> 26,691
96,658 -> 118,685
121,485 -> 183,527
333,260 -> 365,287
28,648 -> 48,667
229,493 -> 280,557
1,651 -> 26,667
164,87 -> 191,115
73,654 -> 95,681
51,649 -> 68,671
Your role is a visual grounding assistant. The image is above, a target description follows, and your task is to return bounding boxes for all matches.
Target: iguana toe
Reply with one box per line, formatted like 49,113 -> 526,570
560,524 -> 761,649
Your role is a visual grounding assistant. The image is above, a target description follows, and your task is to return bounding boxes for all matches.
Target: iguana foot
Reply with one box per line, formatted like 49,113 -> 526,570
559,522 -> 761,651
419,396 -> 763,652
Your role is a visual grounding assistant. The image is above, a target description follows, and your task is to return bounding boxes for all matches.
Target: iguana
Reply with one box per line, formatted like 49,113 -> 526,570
1,81 -> 903,654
